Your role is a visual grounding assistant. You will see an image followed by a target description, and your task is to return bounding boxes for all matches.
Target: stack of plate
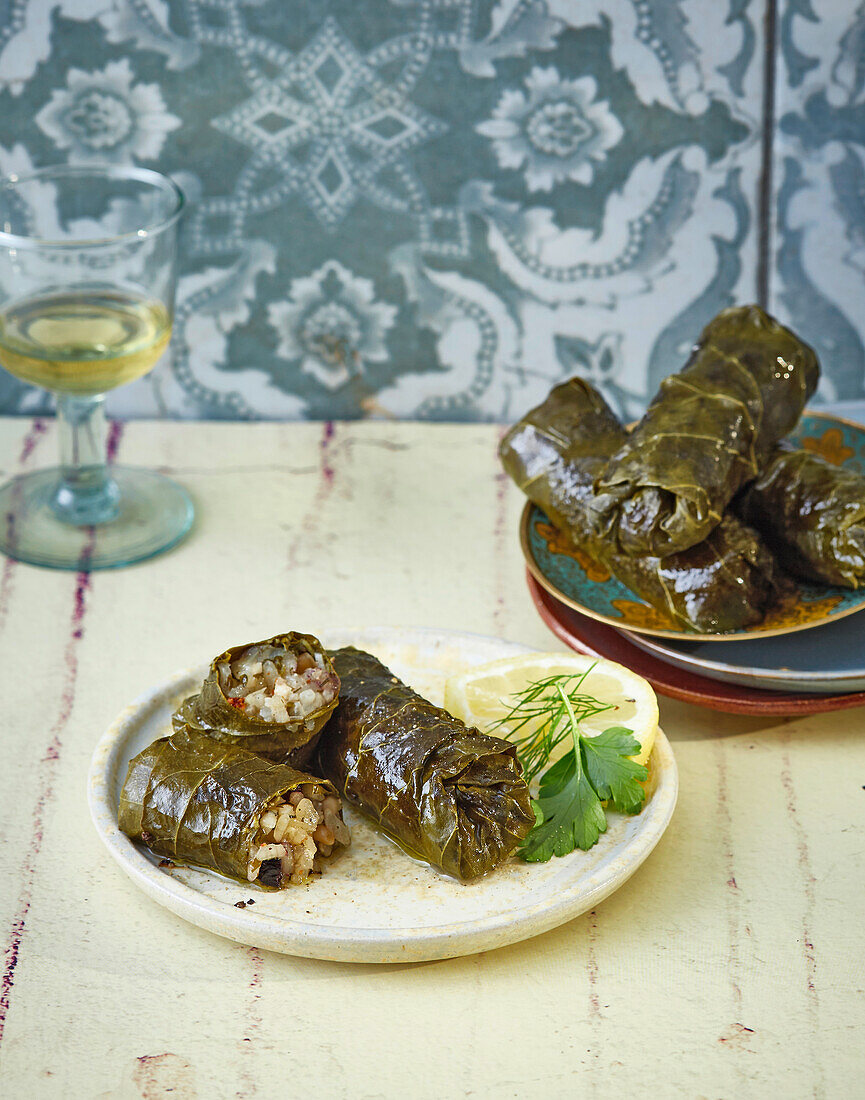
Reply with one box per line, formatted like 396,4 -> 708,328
520,412 -> 865,717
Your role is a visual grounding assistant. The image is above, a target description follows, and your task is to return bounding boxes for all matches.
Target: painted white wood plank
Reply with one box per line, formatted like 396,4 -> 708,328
0,419 -> 861,1099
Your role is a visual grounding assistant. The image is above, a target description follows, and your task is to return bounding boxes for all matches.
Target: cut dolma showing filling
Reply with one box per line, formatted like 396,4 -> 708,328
173,633 -> 339,761
118,734 -> 350,889
249,784 -> 351,886
317,647 -> 535,882
590,305 -> 819,557
499,376 -> 783,633
216,644 -> 338,724
734,445 -> 865,588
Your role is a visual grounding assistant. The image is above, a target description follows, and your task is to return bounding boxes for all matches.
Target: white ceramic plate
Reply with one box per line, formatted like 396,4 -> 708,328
88,627 -> 678,963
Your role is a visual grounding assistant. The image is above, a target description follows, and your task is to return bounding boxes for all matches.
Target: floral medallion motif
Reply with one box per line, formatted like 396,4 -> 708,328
35,60 -> 180,165
268,261 -> 397,391
477,67 -> 623,191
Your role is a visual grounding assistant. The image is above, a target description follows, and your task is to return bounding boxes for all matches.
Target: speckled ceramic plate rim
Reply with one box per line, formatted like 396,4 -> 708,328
520,411 -> 865,643
622,626 -> 865,690
87,627 -> 678,964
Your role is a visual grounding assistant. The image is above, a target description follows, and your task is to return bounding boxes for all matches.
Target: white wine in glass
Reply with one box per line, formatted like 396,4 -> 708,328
0,166 -> 192,570
0,289 -> 172,395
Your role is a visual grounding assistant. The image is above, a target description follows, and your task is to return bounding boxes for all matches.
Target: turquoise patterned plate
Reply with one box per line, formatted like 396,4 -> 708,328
520,412 -> 865,642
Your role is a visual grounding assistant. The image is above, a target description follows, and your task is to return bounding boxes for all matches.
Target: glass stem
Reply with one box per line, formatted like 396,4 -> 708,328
51,394 -> 120,526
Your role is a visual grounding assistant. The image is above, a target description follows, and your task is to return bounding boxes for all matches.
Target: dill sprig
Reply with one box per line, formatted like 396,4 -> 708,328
488,666 -> 617,784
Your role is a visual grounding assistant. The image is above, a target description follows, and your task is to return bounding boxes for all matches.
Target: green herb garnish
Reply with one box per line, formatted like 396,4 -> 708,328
489,668 -> 616,784
491,671 -> 648,861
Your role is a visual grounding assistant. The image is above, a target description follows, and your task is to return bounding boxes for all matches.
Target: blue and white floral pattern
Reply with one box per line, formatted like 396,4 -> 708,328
477,68 -> 622,192
7,0 -> 853,420
209,18 -> 448,230
35,60 -> 180,165
772,0 -> 865,402
268,262 -> 397,391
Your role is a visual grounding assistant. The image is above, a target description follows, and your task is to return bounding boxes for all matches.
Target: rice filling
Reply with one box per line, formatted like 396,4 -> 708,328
217,643 -> 338,725
247,784 -> 350,887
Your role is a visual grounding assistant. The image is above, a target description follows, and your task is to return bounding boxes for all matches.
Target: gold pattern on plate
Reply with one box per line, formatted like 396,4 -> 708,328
761,592 -> 844,629
610,598 -> 679,631
801,427 -> 855,466
534,520 -> 612,583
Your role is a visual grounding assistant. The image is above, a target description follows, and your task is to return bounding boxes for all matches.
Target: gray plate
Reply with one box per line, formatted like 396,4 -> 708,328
622,613 -> 865,694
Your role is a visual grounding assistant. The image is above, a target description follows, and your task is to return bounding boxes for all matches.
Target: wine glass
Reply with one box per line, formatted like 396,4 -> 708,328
0,165 -> 192,570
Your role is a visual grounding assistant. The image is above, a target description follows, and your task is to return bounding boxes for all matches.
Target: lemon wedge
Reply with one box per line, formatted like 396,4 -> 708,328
443,652 -> 658,768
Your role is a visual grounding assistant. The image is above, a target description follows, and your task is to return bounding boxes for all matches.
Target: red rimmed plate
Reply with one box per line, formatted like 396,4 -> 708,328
526,571 -> 865,717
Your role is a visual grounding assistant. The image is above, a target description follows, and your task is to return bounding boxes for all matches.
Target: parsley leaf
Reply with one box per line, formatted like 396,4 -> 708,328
515,686 -> 649,863
580,725 -> 648,815
520,749 -> 607,861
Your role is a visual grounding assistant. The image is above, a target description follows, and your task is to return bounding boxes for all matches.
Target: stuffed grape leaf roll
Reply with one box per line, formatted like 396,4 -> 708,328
172,633 -> 339,763
735,445 -> 865,587
119,734 -> 350,888
317,648 -> 535,882
590,306 -> 819,556
499,376 -> 783,633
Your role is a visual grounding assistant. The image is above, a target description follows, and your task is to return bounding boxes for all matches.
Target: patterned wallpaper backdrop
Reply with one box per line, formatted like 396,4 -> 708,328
0,1 -> 861,421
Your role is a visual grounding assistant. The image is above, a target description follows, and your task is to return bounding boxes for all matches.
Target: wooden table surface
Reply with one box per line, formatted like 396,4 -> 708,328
0,417 -> 862,1099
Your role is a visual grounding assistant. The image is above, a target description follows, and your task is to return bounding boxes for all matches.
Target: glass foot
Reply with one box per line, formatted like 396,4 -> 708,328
0,466 -> 194,570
